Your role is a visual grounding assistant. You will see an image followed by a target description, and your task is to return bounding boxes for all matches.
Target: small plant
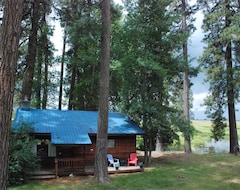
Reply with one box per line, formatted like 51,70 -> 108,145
139,162 -> 144,169
115,163 -> 120,170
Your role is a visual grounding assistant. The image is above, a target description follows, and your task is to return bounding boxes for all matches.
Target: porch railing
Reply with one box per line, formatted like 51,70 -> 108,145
55,158 -> 85,178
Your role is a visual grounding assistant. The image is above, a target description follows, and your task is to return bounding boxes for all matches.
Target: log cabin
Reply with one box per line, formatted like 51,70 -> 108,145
12,108 -> 145,175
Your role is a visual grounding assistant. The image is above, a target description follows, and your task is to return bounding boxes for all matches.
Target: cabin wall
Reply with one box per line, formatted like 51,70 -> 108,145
55,135 -> 137,166
86,135 -> 137,165
107,135 -> 136,160
36,135 -> 137,168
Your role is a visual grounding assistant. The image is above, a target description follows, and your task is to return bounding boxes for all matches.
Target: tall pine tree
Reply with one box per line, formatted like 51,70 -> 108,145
0,0 -> 24,189
114,0 -> 193,163
198,0 -> 240,153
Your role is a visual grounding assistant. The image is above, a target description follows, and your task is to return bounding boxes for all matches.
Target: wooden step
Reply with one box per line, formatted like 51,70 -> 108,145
28,174 -> 55,180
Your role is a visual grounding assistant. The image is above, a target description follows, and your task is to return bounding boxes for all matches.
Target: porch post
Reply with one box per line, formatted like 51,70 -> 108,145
55,158 -> 58,179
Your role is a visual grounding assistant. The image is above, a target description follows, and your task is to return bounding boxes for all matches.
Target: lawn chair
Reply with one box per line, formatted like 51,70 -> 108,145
107,154 -> 120,168
128,153 -> 138,166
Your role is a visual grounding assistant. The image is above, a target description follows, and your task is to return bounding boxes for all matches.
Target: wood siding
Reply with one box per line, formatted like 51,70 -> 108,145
107,135 -> 136,160
37,134 -> 137,168
79,135 -> 136,165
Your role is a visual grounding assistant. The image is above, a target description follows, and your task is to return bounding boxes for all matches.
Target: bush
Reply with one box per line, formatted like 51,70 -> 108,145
136,135 -> 144,150
8,123 -> 39,186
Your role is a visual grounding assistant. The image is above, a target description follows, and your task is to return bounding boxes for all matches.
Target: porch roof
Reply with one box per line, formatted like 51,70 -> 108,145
12,108 -> 145,145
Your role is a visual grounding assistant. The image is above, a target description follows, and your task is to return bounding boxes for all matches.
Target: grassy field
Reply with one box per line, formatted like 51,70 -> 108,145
191,120 -> 214,147
9,120 -> 240,190
178,120 -> 240,150
9,153 -> 240,190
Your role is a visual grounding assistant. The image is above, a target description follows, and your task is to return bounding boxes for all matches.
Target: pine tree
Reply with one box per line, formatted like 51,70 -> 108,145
21,0 -> 41,102
198,0 -> 240,153
94,0 -> 110,183
57,0 -> 101,110
114,0 -> 192,163
0,1 -> 24,189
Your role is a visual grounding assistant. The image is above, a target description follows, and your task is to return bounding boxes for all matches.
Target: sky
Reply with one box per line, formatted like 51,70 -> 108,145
52,0 -> 239,120
188,8 -> 208,120
187,2 -> 240,120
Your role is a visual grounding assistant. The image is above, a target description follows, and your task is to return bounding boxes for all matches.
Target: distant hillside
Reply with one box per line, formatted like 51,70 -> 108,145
191,120 -> 240,150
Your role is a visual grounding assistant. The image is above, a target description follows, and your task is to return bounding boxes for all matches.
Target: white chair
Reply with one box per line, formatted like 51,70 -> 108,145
107,154 -> 120,167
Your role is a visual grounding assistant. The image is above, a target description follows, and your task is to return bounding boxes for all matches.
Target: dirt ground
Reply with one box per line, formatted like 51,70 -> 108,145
137,150 -> 163,158
137,150 -> 184,158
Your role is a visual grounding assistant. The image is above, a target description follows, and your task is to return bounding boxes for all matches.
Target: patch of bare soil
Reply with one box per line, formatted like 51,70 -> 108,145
137,150 -> 184,157
41,175 -> 94,186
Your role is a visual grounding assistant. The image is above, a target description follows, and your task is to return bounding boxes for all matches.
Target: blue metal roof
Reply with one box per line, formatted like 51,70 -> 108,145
12,108 -> 145,145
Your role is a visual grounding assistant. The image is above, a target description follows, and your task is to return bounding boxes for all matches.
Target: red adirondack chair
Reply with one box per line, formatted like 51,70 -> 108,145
127,153 -> 138,166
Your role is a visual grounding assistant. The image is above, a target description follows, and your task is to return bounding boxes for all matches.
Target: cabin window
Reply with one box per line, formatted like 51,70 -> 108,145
107,139 -> 115,148
37,142 -> 48,157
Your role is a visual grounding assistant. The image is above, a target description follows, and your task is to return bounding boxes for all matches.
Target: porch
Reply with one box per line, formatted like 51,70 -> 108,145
28,157 -> 143,180
29,166 -> 144,180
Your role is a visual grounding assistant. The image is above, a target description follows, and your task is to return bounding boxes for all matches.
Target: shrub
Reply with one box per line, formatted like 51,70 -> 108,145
136,135 -> 144,150
8,123 -> 39,186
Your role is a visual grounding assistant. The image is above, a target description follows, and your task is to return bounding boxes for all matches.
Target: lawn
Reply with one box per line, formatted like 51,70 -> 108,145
9,153 -> 240,190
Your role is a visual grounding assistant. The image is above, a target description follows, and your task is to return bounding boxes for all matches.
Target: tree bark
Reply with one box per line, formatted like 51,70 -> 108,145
58,25 -> 67,110
68,64 -> 76,110
42,45 -> 48,109
226,42 -> 239,154
94,0 -> 110,183
182,0 -> 192,153
36,45 -> 42,108
42,1 -> 48,109
21,0 -> 41,102
225,1 -> 239,153
0,1 -> 24,189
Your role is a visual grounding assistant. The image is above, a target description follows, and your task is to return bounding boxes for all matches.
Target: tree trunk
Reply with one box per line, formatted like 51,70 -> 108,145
143,136 -> 149,166
42,49 -> 48,109
0,1 -> 24,189
148,138 -> 153,164
21,0 -> 41,102
58,25 -> 67,110
68,64 -> 76,110
94,0 -> 110,183
41,1 -> 48,109
142,113 -> 149,166
36,45 -> 42,108
182,0 -> 192,153
225,0 -> 239,154
226,41 -> 238,154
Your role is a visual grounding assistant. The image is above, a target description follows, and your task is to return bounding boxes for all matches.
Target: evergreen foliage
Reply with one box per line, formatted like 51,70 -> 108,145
8,123 -> 39,186
198,0 -> 240,147
111,0 -> 195,157
14,0 -> 57,109
56,0 -> 102,110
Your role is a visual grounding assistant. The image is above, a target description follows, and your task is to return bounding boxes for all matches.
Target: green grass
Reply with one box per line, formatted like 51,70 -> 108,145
191,120 -> 213,147
9,153 -> 240,190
